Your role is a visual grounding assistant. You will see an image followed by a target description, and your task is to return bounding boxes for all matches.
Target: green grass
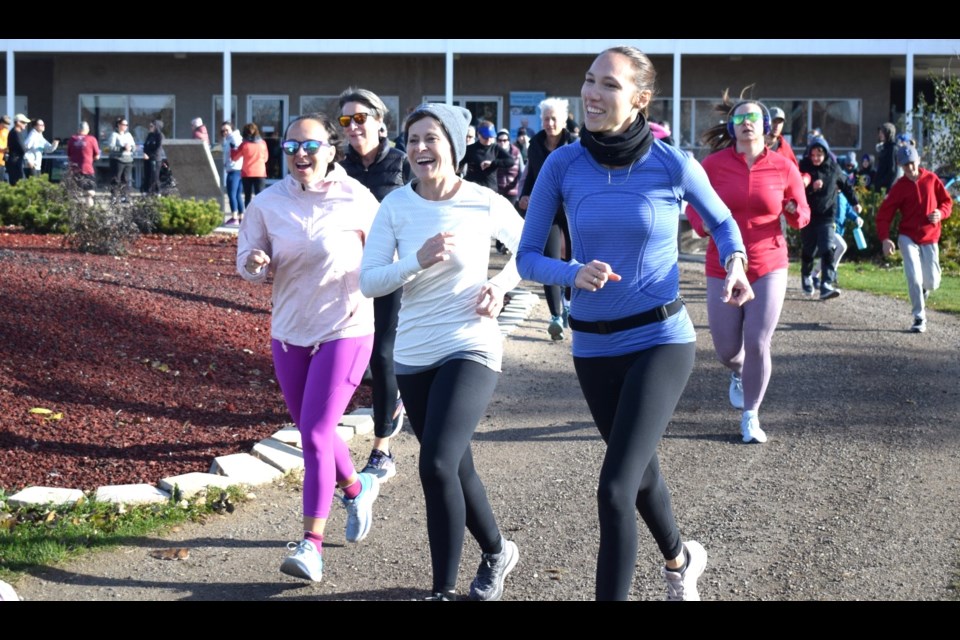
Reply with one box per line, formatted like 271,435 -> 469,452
788,260 -> 960,315
0,485 -> 248,584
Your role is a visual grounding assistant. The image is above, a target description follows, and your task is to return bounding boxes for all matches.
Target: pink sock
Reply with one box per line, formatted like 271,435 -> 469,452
341,478 -> 361,500
304,531 -> 324,547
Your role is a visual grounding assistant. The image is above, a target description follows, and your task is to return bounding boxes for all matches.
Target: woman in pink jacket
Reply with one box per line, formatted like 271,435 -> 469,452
686,94 -> 809,445
232,122 -> 269,211
237,113 -> 381,583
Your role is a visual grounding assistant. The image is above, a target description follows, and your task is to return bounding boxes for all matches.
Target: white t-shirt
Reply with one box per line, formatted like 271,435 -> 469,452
360,180 -> 524,371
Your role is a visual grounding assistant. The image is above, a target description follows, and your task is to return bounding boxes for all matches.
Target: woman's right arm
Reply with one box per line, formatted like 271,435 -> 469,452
516,152 -> 580,289
360,201 -> 423,298
236,203 -> 271,283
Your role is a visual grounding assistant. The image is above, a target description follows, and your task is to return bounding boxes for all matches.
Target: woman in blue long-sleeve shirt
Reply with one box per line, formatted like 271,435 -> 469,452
516,45 -> 753,601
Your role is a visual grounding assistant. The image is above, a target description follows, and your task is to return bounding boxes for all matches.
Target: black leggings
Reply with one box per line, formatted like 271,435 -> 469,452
544,210 -> 572,317
573,341 -> 696,601
396,358 -> 502,593
242,176 -> 266,206
371,289 -> 402,438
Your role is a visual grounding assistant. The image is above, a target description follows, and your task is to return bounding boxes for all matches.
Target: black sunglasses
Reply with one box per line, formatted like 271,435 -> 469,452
338,113 -> 374,128
281,139 -> 331,156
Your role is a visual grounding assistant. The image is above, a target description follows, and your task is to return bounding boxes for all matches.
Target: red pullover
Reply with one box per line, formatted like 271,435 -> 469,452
687,146 -> 810,282
876,168 -> 952,245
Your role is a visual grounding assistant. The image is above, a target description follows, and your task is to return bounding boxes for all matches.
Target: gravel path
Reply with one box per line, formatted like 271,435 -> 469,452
11,260 -> 960,601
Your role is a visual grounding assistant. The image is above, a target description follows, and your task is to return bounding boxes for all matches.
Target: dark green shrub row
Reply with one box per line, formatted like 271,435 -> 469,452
0,176 -> 224,255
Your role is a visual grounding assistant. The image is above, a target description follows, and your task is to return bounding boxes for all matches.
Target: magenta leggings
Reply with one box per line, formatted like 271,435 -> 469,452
706,269 -> 787,412
272,335 -> 373,519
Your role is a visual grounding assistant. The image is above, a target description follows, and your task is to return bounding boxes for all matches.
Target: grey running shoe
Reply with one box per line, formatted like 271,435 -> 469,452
801,276 -> 814,295
343,472 -> 379,543
361,448 -> 397,483
548,316 -> 564,340
911,317 -> 927,333
469,539 -> 519,601
279,539 -> 323,582
661,541 -> 707,601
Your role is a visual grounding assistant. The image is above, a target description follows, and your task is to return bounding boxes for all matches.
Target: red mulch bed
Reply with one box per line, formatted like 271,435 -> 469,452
0,229 -> 370,492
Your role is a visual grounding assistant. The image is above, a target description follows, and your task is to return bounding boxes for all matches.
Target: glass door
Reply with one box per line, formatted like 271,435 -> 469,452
247,95 -> 289,181
424,95 -> 504,129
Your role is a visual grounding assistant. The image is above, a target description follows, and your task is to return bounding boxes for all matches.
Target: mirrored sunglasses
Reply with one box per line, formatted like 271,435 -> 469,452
338,113 -> 373,127
730,112 -> 763,126
281,139 -> 331,156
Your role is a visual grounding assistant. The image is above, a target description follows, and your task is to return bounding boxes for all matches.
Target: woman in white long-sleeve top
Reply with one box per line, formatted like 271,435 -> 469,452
360,103 -> 524,601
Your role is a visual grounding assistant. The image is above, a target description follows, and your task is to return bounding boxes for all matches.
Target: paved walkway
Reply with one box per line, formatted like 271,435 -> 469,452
9,256 -> 960,601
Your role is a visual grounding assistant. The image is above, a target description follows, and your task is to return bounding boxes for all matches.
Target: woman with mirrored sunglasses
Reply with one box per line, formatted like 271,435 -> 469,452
517,46 -> 752,601
232,122 -> 269,210
686,91 -> 809,446
237,113 -> 382,584
337,88 -> 413,486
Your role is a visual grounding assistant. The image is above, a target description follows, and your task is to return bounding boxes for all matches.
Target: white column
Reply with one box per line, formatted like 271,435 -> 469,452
445,42 -> 454,105
905,42 -> 915,135
673,48 -> 682,146
223,49 -> 232,125
5,47 -> 14,119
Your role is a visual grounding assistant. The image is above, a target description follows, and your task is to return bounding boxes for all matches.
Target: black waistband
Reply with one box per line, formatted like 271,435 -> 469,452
568,297 -> 685,335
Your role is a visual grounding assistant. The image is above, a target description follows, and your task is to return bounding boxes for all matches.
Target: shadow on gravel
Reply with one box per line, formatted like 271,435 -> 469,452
474,422 -> 598,443
24,566 -> 426,601
22,566 -> 313,600
86,276 -> 268,316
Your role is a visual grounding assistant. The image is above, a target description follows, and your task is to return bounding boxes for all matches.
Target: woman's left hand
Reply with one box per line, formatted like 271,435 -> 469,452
721,259 -> 754,307
475,282 -> 504,318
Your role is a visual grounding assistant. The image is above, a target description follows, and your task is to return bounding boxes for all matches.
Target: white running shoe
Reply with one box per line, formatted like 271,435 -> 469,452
741,412 -> 768,444
279,539 -> 323,582
728,372 -> 744,410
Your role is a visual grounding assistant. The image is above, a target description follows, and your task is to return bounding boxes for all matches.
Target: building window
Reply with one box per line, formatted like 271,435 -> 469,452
675,97 -> 862,155
80,94 -> 175,146
301,95 -> 401,139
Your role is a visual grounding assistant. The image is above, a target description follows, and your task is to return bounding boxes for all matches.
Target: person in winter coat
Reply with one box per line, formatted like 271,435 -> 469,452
798,136 -> 862,299
337,87 -> 412,484
876,145 -> 953,333
141,120 -> 165,194
107,117 -> 136,202
460,120 -> 515,192
873,122 -> 897,193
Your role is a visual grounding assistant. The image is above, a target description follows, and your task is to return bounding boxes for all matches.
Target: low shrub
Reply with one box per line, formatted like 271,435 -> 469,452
155,197 -> 223,236
0,176 -> 71,233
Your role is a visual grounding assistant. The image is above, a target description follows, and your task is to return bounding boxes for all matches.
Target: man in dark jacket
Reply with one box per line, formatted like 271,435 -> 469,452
873,122 -> 897,193
798,136 -> 862,300
5,114 -> 30,186
460,120 -> 514,192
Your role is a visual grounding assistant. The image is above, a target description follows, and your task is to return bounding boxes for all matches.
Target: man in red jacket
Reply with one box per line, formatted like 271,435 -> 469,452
876,145 -> 953,333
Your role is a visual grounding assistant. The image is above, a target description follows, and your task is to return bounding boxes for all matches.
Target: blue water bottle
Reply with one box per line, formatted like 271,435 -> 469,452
853,226 -> 867,250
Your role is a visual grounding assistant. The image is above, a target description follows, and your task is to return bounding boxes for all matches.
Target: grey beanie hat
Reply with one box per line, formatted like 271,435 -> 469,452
406,103 -> 472,166
897,144 -> 919,166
